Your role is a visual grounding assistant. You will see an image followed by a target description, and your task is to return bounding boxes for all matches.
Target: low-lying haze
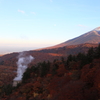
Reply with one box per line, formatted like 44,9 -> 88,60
0,0 -> 100,54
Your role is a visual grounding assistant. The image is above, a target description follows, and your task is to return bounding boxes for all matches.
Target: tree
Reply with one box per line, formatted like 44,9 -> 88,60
40,61 -> 50,77
95,43 -> 100,58
22,68 -> 31,82
87,47 -> 94,63
51,62 -> 59,76
1,84 -> 13,95
66,54 -> 73,65
61,57 -> 65,63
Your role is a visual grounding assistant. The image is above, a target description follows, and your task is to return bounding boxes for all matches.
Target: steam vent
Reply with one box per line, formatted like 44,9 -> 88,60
13,80 -> 21,87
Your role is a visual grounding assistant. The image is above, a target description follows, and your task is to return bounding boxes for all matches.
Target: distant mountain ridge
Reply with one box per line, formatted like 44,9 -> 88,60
43,27 -> 100,49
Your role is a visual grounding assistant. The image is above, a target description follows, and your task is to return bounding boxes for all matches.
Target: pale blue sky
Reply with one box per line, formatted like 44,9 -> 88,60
0,0 -> 100,54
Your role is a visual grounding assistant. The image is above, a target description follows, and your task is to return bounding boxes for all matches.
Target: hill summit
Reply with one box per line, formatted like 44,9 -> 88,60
46,27 -> 100,49
94,27 -> 100,31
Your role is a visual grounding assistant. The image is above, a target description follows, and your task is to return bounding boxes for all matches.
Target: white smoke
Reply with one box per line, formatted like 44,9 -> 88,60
13,52 -> 34,81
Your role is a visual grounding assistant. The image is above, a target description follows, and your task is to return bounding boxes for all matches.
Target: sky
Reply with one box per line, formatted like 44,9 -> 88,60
0,0 -> 100,55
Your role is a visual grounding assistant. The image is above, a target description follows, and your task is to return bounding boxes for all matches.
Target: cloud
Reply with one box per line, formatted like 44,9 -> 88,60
50,0 -> 53,2
31,12 -> 36,15
78,24 -> 88,28
20,35 -> 29,40
18,9 -> 25,14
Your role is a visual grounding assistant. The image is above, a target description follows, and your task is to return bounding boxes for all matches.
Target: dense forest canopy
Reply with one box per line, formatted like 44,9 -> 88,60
0,44 -> 100,100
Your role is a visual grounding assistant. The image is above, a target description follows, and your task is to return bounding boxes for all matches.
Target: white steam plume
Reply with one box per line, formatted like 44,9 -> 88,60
13,52 -> 34,81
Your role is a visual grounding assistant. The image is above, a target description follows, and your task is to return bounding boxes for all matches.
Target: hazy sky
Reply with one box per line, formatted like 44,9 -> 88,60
0,0 -> 100,54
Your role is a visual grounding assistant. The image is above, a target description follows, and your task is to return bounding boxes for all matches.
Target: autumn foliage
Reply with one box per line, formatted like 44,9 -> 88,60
0,44 -> 100,100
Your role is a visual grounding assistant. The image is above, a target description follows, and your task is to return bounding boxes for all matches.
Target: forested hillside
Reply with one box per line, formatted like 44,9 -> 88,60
0,44 -> 100,100
0,43 -> 98,67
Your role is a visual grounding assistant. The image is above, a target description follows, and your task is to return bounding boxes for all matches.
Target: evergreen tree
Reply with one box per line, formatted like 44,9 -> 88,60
22,68 -> 32,82
51,63 -> 59,75
95,43 -> 100,58
66,54 -> 73,65
40,61 -> 50,77
2,84 -> 13,95
76,53 -> 89,69
87,47 -> 94,63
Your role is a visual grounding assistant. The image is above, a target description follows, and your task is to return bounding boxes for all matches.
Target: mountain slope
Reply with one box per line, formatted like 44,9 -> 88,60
44,27 -> 100,49
61,30 -> 100,45
0,27 -> 100,67
0,43 -> 98,67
